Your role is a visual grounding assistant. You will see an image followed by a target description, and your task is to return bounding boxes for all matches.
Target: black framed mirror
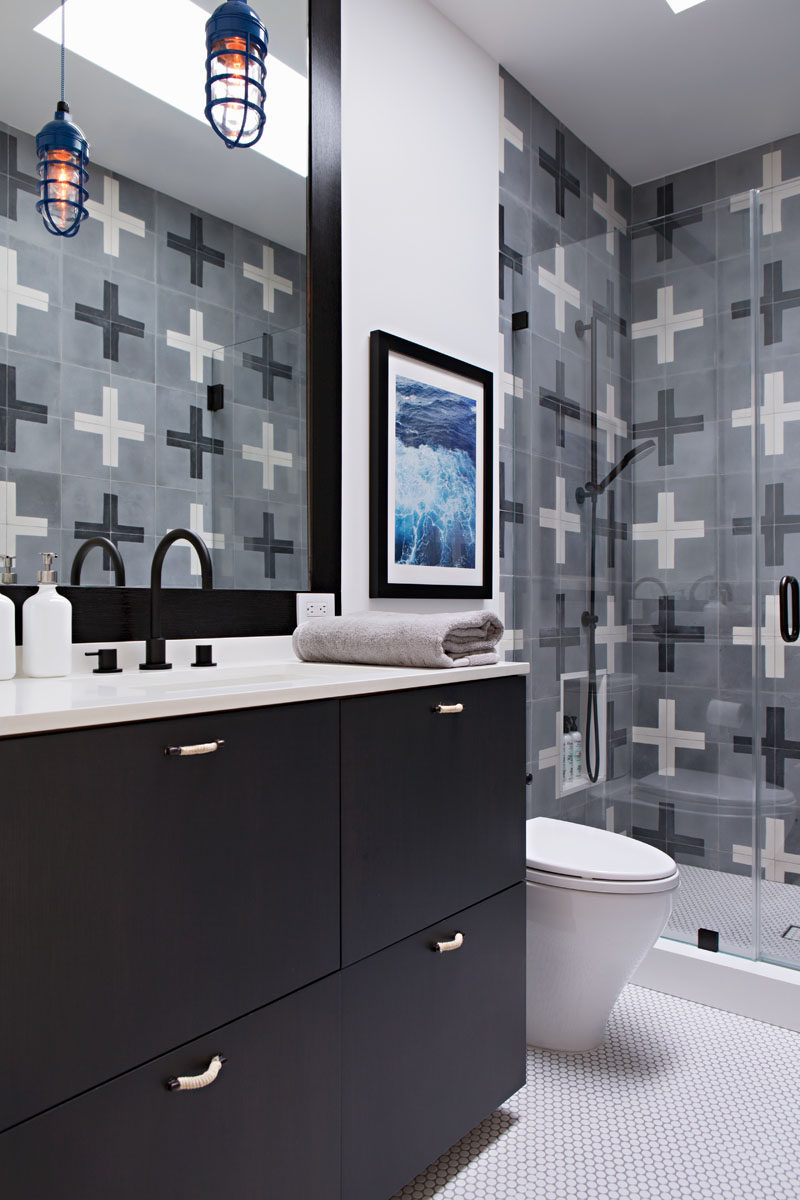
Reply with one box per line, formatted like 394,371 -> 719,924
0,0 -> 341,642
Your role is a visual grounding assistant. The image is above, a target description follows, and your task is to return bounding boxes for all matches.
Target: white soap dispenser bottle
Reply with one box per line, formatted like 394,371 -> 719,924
0,555 -> 16,680
22,552 -> 72,678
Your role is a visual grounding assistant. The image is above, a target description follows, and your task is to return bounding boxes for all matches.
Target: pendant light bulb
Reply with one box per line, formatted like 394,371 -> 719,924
205,0 -> 268,149
35,1 -> 89,237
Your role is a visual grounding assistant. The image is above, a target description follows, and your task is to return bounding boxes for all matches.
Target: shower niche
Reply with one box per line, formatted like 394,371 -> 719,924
556,670 -> 608,798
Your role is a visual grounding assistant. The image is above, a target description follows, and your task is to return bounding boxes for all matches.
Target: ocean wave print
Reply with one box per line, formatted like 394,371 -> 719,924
394,441 -> 476,568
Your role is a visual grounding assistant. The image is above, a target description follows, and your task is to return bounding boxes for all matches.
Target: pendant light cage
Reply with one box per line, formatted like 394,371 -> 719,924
36,102 -> 89,237
205,0 -> 268,149
35,0 -> 89,237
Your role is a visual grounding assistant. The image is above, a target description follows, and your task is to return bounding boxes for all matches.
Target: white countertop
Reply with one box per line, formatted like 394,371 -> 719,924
0,636 -> 529,737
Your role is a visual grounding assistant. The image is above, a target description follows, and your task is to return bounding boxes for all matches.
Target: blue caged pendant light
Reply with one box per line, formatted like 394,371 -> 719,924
35,0 -> 89,237
204,0 -> 268,149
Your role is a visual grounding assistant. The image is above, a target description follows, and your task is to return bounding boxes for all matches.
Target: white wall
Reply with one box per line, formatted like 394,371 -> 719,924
340,0 -> 499,614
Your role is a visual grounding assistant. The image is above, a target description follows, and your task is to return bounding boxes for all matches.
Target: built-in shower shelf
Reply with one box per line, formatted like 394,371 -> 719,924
555,669 -> 608,799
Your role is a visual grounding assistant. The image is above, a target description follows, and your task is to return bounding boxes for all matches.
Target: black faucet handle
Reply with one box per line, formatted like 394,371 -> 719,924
192,644 -> 216,668
140,637 -> 172,671
85,649 -> 122,674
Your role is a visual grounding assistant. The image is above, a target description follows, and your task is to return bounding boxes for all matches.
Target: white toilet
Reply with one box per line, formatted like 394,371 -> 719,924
526,817 -> 680,1052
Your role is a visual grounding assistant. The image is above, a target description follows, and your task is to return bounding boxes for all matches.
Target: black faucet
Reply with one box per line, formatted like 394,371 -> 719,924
140,529 -> 213,671
70,537 -> 126,586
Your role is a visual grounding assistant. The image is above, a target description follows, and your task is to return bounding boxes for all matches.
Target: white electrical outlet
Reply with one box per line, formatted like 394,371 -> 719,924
296,592 -> 336,625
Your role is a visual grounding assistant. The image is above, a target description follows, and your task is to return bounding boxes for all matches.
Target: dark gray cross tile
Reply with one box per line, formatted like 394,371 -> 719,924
606,701 -> 628,776
596,488 -> 627,570
732,260 -> 800,347
0,363 -> 47,452
499,204 -> 523,301
592,279 -> 627,358
633,799 -> 705,858
74,280 -> 145,362
166,404 -> 224,480
630,182 -> 702,263
734,706 -> 800,789
499,461 -> 524,559
633,595 -> 704,672
732,482 -> 800,567
242,332 -> 293,402
167,213 -> 226,287
538,593 -> 580,680
539,359 -> 580,449
74,492 -> 144,569
538,129 -> 580,220
632,388 -> 704,466
0,133 -> 38,221
243,510 -> 294,578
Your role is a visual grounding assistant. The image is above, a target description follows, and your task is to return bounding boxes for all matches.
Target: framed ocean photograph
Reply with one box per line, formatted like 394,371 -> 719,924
369,331 -> 493,598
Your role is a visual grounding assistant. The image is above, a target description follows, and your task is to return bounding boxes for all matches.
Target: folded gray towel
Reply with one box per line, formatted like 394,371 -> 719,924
292,610 -> 504,669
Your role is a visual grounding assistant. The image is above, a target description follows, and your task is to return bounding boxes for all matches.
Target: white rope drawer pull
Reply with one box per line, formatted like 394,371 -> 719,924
433,932 -> 464,953
164,739 -> 225,757
434,703 -> 464,715
167,1054 -> 225,1092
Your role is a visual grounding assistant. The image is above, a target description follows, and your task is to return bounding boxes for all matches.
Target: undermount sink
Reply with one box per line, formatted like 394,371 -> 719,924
75,660 -> 378,694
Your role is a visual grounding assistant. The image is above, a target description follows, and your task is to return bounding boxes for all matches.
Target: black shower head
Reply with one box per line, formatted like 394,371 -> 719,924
597,439 -> 656,493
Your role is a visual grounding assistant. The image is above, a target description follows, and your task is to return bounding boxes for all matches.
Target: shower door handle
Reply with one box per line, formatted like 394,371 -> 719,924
779,576 -> 799,642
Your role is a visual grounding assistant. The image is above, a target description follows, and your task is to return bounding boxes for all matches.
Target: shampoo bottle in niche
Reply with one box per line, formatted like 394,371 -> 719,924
0,556 -> 16,680
22,553 -> 72,678
572,718 -> 583,780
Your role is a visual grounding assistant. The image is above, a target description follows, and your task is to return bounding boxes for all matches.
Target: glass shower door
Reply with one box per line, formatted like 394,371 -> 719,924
753,181 -> 800,968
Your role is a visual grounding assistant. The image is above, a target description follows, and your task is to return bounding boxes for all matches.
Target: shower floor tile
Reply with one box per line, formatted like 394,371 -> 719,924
393,984 -> 800,1200
669,863 -> 800,967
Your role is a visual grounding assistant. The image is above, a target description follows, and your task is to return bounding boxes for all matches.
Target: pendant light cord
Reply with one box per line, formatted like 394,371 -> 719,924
60,0 -> 66,104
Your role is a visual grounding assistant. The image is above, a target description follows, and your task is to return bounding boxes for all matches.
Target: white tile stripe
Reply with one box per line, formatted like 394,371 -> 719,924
538,244 -> 581,333
242,421 -> 293,491
592,173 -> 626,256
0,247 -> 49,336
242,245 -> 293,313
74,386 -> 145,468
0,480 -> 48,556
631,284 -> 704,365
499,77 -> 524,173
632,696 -> 705,776
168,503 -> 225,575
166,309 -> 223,383
539,475 -> 581,564
732,594 -> 786,679
733,817 -> 800,883
632,491 -> 705,570
86,175 -> 146,257
597,382 -> 627,464
730,150 -> 800,237
595,595 -> 627,674
732,371 -> 800,457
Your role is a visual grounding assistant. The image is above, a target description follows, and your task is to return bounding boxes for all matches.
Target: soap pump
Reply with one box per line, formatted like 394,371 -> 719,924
0,555 -> 16,680
22,552 -> 73,678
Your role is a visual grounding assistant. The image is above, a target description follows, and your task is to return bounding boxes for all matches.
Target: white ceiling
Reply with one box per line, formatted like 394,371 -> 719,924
1,0 -> 307,250
429,0 -> 800,185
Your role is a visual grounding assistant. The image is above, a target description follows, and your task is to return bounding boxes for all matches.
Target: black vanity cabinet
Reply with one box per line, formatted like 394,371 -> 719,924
0,673 -> 526,1200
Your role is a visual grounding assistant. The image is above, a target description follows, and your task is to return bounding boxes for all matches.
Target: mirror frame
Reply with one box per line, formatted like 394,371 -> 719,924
1,0 -> 342,644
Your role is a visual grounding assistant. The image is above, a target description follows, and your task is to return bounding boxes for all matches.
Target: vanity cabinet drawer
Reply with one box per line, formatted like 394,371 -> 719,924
0,699 -> 340,1132
342,883 -> 525,1200
341,676 -> 526,965
0,973 -> 341,1200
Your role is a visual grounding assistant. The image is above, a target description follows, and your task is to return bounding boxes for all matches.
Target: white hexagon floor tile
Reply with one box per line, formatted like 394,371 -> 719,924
393,983 -> 800,1200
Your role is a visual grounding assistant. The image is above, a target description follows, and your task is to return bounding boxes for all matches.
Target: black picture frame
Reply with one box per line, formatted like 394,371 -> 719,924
369,331 -> 493,600
0,0 -> 342,645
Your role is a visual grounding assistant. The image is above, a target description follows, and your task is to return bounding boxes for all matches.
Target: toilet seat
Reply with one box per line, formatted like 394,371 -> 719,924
525,817 -> 680,895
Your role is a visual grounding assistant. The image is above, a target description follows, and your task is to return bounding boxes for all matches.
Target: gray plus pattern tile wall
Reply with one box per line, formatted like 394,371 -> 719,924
630,133 -> 800,944
0,120 -> 307,590
499,68 -> 634,826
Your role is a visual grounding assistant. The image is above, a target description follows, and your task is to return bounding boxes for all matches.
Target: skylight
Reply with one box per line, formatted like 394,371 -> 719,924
665,0 -> 708,12
35,0 -> 308,177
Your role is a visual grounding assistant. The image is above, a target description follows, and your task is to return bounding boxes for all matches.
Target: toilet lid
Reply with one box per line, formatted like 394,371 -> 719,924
525,817 -> 677,882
